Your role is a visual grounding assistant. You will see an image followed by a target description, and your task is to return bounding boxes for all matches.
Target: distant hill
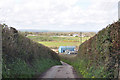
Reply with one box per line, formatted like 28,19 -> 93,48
19,29 -> 49,32
19,30 -> 96,38
18,29 -> 97,33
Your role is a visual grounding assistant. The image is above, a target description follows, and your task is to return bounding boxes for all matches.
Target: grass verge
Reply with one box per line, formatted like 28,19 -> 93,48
2,58 -> 61,78
59,54 -> 109,78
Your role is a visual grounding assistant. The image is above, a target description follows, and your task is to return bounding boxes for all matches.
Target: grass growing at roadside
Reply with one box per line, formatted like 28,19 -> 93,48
59,54 -> 108,78
3,58 -> 61,78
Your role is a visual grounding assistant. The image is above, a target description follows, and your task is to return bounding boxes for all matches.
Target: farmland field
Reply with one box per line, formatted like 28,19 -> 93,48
27,36 -> 90,42
27,36 -> 90,49
39,41 -> 80,47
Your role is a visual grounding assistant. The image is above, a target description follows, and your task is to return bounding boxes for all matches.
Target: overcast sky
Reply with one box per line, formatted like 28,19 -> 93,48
0,0 -> 119,32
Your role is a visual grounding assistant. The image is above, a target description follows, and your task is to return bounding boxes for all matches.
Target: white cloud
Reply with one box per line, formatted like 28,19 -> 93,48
0,0 -> 119,31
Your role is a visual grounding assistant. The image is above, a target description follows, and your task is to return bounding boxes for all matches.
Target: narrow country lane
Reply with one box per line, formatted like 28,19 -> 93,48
39,61 -> 78,78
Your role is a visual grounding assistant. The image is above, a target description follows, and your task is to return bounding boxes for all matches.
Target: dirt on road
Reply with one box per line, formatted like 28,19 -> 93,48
39,61 -> 79,78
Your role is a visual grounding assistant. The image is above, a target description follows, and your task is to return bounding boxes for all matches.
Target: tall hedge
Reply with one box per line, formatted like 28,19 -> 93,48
77,21 -> 120,78
2,24 -> 61,78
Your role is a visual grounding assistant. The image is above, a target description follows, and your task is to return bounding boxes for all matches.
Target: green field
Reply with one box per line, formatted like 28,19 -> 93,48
27,36 -> 90,42
39,41 -> 80,47
27,36 -> 90,48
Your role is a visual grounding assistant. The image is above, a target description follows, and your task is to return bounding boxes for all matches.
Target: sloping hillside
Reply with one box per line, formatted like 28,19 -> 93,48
60,21 -> 120,78
2,24 -> 61,78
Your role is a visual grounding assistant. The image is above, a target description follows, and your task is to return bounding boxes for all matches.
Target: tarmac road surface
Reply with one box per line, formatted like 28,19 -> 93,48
39,61 -> 78,78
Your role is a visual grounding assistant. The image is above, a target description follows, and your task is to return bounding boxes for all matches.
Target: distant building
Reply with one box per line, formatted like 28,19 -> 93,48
58,46 -> 75,53
80,34 -> 85,37
73,34 -> 79,37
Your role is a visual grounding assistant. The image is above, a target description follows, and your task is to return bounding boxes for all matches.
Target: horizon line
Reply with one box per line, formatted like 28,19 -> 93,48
18,29 -> 98,32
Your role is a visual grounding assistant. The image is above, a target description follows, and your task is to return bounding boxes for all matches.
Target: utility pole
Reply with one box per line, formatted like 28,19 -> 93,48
80,32 -> 82,44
